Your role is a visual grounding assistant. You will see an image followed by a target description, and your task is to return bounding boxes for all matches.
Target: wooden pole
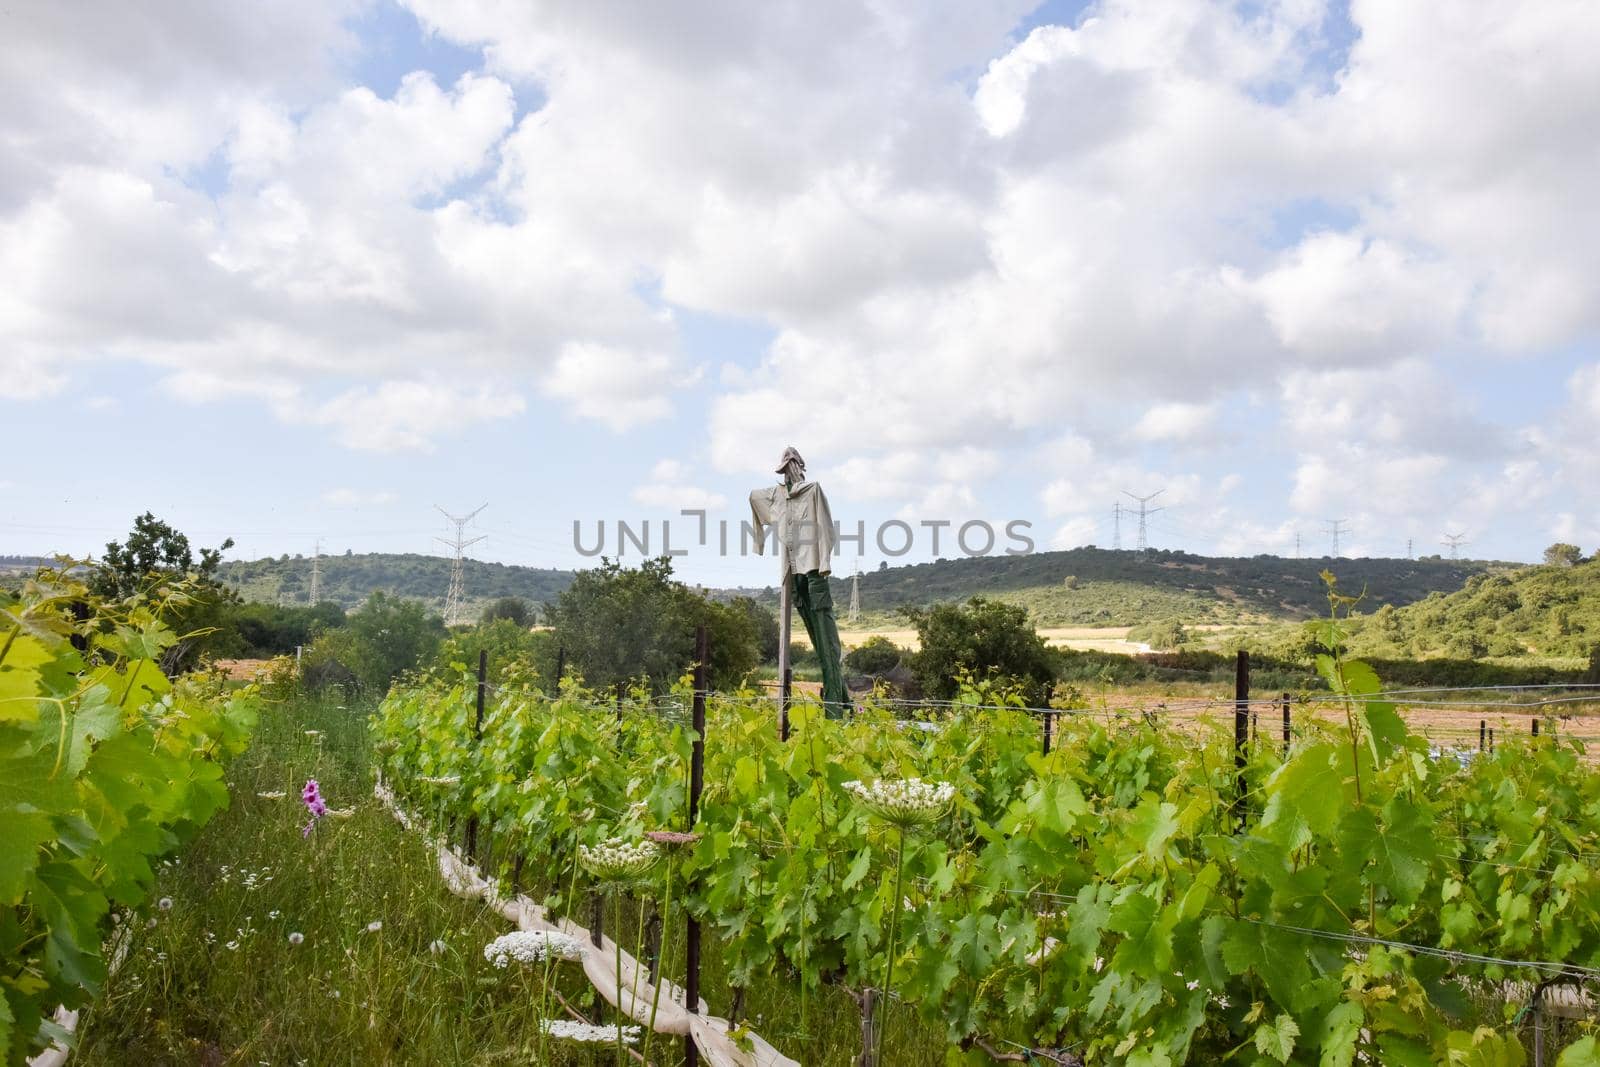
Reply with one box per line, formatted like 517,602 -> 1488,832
554,644 -> 565,691
1233,651 -> 1249,829
1281,692 -> 1290,756
1480,719 -> 1486,751
466,649 -> 487,858
778,562 -> 792,739
685,624 -> 708,1067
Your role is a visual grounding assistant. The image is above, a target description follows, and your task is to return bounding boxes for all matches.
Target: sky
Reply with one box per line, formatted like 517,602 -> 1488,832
3,0 -> 1600,589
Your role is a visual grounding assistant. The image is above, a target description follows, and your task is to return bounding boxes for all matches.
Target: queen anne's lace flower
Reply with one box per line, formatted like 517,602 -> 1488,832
418,775 -> 460,787
578,837 -> 661,881
484,930 -> 586,967
540,1019 -> 642,1044
843,777 -> 956,827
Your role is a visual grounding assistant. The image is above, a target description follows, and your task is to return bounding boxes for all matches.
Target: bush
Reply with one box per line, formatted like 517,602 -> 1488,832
845,635 -> 905,675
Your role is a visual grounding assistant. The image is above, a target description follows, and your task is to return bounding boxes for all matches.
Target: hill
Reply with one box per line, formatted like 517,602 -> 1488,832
1342,556 -> 1600,660
218,552 -> 575,616
212,546 -> 1497,629
812,547 -> 1503,628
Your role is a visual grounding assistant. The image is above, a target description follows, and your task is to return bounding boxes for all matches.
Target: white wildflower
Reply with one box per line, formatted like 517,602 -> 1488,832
257,791 -> 286,800
843,777 -> 956,827
326,807 -> 356,819
288,932 -> 304,946
484,930 -> 586,968
428,939 -> 448,955
578,837 -> 661,882
366,921 -> 383,933
268,910 -> 281,920
225,940 -> 240,951
540,1019 -> 641,1045
418,775 -> 460,787
157,897 -> 173,911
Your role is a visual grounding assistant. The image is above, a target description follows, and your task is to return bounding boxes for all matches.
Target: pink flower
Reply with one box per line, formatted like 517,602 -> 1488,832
302,779 -> 329,836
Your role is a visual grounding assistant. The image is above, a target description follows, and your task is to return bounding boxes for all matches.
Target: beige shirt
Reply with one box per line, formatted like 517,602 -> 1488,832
749,480 -> 837,577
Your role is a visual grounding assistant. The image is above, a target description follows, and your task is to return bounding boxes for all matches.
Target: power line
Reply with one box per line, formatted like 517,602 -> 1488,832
435,503 -> 488,626
1121,490 -> 1164,553
1442,532 -> 1468,560
1324,518 -> 1349,558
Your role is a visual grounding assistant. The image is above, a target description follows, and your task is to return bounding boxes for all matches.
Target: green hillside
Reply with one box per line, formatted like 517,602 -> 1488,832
213,546 -> 1499,630
1343,556 -> 1600,660
815,547 -> 1501,627
218,552 -> 575,616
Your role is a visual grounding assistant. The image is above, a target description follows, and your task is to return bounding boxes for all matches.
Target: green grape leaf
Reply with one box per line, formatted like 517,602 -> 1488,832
1319,1001 -> 1362,1067
1337,803 -> 1433,905
1253,1013 -> 1300,1063
0,666 -> 43,723
1260,743 -> 1346,849
0,811 -> 52,901
1558,1037 -> 1600,1067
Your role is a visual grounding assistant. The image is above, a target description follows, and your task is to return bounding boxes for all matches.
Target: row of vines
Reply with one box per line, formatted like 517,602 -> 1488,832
373,642 -> 1600,1066
1,572 -> 258,1065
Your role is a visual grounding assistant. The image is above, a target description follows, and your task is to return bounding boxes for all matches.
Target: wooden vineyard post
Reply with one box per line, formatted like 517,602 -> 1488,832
1233,651 -> 1249,830
781,666 -> 792,742
1480,720 -> 1486,751
855,988 -> 878,1067
685,624 -> 708,1067
553,644 -> 565,692
466,649 -> 487,859
1042,683 -> 1055,755
1281,692 -> 1291,756
1489,727 -> 1495,752
615,682 -> 624,749
590,893 -> 605,1022
1532,717 -> 1540,739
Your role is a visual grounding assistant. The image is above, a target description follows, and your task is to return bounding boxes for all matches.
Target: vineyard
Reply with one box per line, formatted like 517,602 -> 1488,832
372,642 -> 1600,1066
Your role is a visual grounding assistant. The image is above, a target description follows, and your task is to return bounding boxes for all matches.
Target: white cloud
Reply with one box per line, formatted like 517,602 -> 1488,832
631,460 -> 727,511
1131,402 -> 1218,444
300,381 -> 526,452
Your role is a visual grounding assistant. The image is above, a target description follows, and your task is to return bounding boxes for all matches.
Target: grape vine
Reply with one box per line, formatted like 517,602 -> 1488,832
1,568 -> 259,1065
373,657 -> 1600,1064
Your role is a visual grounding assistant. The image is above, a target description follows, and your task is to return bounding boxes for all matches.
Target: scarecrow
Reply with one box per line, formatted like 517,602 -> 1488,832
749,447 -> 848,717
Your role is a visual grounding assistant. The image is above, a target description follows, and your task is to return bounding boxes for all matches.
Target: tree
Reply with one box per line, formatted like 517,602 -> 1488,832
730,596 -> 780,663
845,635 -> 905,675
308,592 -> 445,693
548,557 -> 762,692
1544,543 -> 1584,567
89,512 -> 238,672
91,512 -> 233,600
907,597 -> 1055,703
480,595 -> 535,627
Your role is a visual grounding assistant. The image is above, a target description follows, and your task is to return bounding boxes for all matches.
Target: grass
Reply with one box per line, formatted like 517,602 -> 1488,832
77,690 -> 948,1065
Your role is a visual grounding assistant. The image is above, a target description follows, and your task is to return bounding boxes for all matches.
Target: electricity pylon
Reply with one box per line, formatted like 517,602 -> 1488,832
1325,518 -> 1349,558
436,503 -> 487,626
308,539 -> 322,605
1442,532 -> 1468,560
848,563 -> 861,623
1122,490 -> 1164,553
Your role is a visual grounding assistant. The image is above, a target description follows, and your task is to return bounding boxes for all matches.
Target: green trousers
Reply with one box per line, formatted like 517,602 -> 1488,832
793,570 -> 848,717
